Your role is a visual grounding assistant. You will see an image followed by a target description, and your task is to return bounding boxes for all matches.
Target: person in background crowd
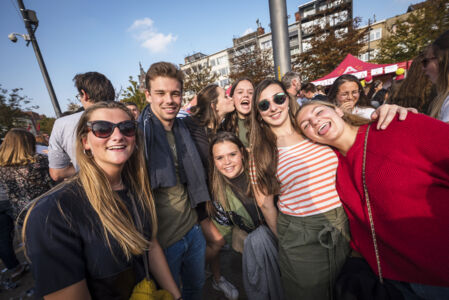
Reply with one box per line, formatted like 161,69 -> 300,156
208,132 -> 283,300
139,62 -> 208,300
35,134 -> 49,155
125,102 -> 140,120
316,85 -> 326,96
296,101 -> 449,299
0,129 -> 54,282
23,102 -> 181,300
388,52 -> 436,113
48,72 -> 115,181
281,71 -> 303,106
183,84 -> 239,300
366,80 -> 383,100
0,183 -> 26,282
424,29 -> 449,122
301,82 -> 318,100
328,74 -> 375,119
223,78 -> 255,148
0,129 -> 53,222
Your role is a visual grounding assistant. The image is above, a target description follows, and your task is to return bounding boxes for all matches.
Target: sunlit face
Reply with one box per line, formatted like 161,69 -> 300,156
213,141 -> 244,179
257,84 -> 290,128
214,87 -> 235,119
296,104 -> 345,145
423,47 -> 439,84
126,104 -> 140,120
232,80 -> 254,119
336,81 -> 360,108
83,108 -> 135,174
145,76 -> 182,129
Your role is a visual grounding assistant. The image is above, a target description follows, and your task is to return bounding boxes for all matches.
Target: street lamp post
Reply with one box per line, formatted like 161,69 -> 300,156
11,0 -> 62,117
269,0 -> 291,80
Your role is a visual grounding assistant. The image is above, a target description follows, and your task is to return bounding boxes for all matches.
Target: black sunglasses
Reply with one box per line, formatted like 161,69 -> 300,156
87,120 -> 137,138
257,93 -> 288,111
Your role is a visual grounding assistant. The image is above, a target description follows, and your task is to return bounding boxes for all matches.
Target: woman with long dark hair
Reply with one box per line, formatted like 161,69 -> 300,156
423,29 -> 449,122
296,100 -> 449,299
208,131 -> 283,300
183,84 -> 239,300
329,74 -> 375,119
223,78 -> 255,147
23,102 -> 181,299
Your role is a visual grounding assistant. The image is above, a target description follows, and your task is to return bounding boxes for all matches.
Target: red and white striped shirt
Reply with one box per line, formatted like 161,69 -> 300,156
251,139 -> 341,217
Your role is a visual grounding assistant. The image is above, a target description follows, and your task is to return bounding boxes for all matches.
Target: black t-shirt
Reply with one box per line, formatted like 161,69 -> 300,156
26,181 -> 151,299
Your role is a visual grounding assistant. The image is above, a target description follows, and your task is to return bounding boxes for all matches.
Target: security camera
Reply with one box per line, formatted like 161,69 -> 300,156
8,33 -> 18,43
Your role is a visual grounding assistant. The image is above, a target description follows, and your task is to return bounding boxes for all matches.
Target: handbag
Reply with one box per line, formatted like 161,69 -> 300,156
229,194 -> 264,254
334,125 -> 404,300
128,192 -> 174,300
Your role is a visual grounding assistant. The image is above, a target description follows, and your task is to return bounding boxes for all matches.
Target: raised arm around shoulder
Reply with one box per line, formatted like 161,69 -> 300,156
371,104 -> 418,130
252,185 -> 278,236
44,279 -> 91,300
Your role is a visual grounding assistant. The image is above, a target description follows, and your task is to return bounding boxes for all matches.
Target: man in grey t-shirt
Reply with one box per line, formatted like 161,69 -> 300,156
48,72 -> 115,181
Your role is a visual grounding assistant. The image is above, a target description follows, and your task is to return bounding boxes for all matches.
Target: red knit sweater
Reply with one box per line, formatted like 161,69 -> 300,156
335,113 -> 449,286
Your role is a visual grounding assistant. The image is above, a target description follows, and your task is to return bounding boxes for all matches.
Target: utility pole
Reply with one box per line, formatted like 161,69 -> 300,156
269,0 -> 291,80
16,0 -> 62,117
367,18 -> 372,62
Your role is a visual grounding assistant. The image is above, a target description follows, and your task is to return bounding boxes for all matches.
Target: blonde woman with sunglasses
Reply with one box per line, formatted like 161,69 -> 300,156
22,102 -> 181,300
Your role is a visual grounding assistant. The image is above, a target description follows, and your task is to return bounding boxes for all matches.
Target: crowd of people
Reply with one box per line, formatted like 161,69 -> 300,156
0,29 -> 448,300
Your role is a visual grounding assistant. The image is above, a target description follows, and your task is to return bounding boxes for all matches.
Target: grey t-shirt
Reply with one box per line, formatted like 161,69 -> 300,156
48,111 -> 83,171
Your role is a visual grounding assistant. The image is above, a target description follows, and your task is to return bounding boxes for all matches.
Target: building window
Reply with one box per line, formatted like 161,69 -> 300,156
210,59 -> 216,67
369,28 -> 382,41
217,55 -> 227,65
303,7 -> 316,18
261,40 -> 272,49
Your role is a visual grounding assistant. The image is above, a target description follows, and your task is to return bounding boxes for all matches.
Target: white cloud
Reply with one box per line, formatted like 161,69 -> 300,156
243,28 -> 254,36
128,17 -> 177,53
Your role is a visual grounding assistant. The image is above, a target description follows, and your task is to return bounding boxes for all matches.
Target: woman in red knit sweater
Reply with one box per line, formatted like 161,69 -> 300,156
296,101 -> 449,299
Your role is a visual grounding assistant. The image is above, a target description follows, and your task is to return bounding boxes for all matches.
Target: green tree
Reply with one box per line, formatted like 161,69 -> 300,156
183,59 -> 218,100
229,46 -> 273,86
292,18 -> 368,81
376,0 -> 449,63
0,85 -> 38,137
37,115 -> 56,135
120,76 -> 146,110
66,100 -> 81,113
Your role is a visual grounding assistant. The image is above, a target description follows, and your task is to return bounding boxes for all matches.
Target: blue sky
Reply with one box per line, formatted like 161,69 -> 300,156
0,0 -> 418,117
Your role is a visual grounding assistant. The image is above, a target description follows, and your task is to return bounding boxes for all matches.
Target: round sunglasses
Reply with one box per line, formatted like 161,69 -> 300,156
257,93 -> 287,111
87,120 -> 137,138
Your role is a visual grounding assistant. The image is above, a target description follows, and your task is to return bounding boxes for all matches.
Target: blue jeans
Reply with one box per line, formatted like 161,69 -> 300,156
164,224 -> 206,300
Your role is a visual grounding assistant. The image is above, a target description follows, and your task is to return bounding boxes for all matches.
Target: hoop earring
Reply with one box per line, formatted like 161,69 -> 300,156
83,149 -> 93,158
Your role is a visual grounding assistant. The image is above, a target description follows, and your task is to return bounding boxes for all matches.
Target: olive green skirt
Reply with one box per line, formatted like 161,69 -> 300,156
277,206 -> 351,300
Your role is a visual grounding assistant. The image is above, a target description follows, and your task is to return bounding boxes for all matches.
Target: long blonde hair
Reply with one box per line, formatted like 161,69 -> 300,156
23,102 -> 157,260
429,30 -> 449,119
0,128 -> 36,166
296,100 -> 372,129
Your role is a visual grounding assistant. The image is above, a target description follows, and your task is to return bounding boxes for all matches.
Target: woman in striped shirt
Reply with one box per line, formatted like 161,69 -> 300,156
249,79 -> 413,299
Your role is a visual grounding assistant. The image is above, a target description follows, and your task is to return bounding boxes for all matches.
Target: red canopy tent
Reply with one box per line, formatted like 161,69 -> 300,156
312,54 -> 412,86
